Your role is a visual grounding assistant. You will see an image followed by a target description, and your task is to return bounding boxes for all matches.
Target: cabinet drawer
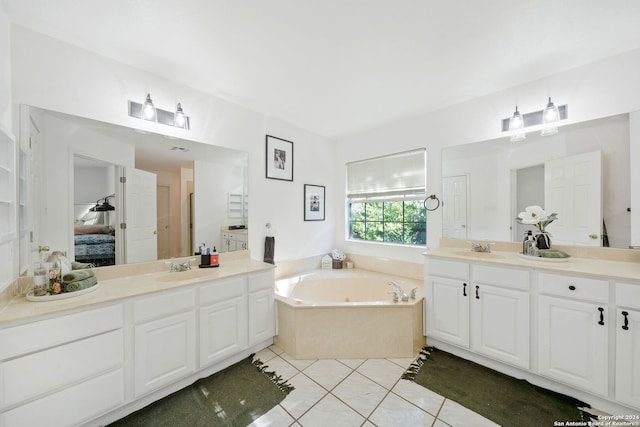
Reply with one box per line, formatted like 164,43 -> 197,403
539,273 -> 608,303
200,276 -> 245,305
616,282 -> 640,309
427,258 -> 469,280
248,270 -> 275,293
1,329 -> 123,408
134,288 -> 195,323
0,369 -> 124,427
473,265 -> 529,291
0,304 -> 122,360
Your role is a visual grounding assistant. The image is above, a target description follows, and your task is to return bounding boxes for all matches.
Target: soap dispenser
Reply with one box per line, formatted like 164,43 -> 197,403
522,231 -> 532,255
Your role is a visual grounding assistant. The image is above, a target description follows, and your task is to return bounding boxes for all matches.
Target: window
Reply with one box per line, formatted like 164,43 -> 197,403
346,149 -> 426,246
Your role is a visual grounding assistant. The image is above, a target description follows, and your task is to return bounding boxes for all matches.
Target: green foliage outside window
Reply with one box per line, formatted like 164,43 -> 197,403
349,199 -> 426,245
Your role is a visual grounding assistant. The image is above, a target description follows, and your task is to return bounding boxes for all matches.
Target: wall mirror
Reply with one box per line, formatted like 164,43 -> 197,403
441,113 -> 635,249
18,106 -> 248,274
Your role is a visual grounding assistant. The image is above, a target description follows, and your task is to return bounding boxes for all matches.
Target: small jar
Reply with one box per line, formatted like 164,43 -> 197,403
33,265 -> 48,296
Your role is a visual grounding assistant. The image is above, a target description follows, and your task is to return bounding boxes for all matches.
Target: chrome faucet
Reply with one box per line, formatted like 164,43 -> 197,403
388,281 -> 409,301
166,258 -> 195,272
470,241 -> 494,253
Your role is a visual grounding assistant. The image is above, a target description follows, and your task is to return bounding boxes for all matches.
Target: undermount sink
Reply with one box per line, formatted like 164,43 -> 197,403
155,268 -> 217,282
452,251 -> 506,260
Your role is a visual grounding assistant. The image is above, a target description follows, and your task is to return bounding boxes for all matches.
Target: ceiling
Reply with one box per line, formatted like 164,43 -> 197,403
5,0 -> 640,139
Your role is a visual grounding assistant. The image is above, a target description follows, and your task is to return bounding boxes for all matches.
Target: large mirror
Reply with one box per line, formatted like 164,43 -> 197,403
441,113 -> 634,249
18,106 -> 248,273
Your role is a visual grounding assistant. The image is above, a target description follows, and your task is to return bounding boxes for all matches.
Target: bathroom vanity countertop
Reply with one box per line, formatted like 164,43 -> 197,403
424,246 -> 640,282
0,256 -> 275,326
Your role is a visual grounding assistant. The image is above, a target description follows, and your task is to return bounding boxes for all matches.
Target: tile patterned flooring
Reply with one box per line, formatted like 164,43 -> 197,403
249,345 -> 499,427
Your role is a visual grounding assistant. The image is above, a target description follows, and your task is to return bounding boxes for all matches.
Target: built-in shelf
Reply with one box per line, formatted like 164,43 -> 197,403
0,126 -> 16,244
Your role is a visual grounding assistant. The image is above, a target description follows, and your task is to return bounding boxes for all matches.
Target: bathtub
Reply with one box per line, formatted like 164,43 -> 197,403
275,269 -> 425,359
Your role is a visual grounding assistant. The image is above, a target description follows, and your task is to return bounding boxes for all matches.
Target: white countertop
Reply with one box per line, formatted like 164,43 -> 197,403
0,256 -> 274,327
424,246 -> 640,282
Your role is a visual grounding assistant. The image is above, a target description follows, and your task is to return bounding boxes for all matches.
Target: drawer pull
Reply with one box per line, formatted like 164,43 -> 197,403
568,285 -> 576,291
622,311 -> 629,330
475,285 -> 480,300
463,283 -> 467,297
598,307 -> 605,325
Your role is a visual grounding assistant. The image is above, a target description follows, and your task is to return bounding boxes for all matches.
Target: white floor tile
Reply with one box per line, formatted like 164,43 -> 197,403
298,394 -> 365,427
254,347 -> 278,363
280,352 -> 317,371
392,379 -> 445,416
337,358 -> 366,369
332,371 -> 389,417
362,421 -> 376,427
280,373 -> 328,419
433,420 -> 452,427
369,392 -> 435,427
356,359 -> 405,389
437,399 -> 500,427
269,344 -> 285,355
248,404 -> 295,427
387,357 -> 416,369
261,356 -> 300,380
303,359 -> 353,390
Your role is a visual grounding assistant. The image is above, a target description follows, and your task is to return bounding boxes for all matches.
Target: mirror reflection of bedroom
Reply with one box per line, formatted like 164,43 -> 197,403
73,155 -> 193,267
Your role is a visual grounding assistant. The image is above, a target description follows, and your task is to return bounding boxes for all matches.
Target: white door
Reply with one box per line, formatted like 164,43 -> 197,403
124,167 -> 157,263
538,295 -> 608,395
442,175 -> 468,239
545,151 -> 602,246
472,284 -> 530,369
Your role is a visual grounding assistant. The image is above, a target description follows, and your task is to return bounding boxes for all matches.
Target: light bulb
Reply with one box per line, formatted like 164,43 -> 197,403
142,93 -> 157,121
174,103 -> 186,128
541,97 -> 559,136
509,106 -> 526,142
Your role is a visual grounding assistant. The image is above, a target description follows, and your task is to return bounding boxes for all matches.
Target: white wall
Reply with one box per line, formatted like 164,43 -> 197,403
335,48 -> 640,259
10,25 -> 337,265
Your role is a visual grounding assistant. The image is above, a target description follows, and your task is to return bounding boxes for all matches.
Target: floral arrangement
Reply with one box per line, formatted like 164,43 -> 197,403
516,205 -> 558,234
331,249 -> 346,261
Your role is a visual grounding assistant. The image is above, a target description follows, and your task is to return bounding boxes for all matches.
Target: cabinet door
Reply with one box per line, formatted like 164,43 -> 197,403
538,295 -> 608,395
249,288 -> 275,346
616,308 -> 640,409
426,276 -> 469,348
472,284 -> 529,369
134,311 -> 196,397
200,296 -> 247,368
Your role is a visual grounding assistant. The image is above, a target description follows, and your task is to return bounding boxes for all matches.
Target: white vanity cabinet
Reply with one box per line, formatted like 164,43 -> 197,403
425,258 -> 470,348
248,270 -> 277,346
199,276 -> 248,368
537,272 -> 609,396
471,265 -> 530,369
133,288 -> 197,398
0,304 -> 125,427
615,282 -> 640,409
221,231 -> 248,252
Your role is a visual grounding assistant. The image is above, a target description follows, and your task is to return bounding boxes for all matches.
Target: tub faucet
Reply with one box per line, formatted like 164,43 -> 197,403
388,281 -> 409,301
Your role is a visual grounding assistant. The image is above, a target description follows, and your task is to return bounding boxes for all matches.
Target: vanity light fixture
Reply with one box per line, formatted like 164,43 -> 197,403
128,94 -> 190,130
508,106 -> 526,142
501,98 -> 567,140
540,97 -> 560,136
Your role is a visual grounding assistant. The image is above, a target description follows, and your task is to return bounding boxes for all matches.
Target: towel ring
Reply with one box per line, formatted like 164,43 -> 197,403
423,194 -> 441,212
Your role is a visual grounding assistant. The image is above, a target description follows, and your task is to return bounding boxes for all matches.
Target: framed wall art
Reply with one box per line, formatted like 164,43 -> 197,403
304,184 -> 325,221
265,135 -> 293,181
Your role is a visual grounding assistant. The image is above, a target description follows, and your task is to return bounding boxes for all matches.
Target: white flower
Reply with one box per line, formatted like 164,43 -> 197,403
517,205 -> 549,225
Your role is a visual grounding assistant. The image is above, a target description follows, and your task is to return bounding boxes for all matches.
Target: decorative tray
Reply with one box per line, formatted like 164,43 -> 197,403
517,253 -> 569,263
26,283 -> 100,302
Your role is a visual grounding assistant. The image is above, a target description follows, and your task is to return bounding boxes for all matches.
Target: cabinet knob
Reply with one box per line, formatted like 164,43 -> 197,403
568,285 -> 576,291
589,234 -> 599,240
475,285 -> 480,300
463,283 -> 467,297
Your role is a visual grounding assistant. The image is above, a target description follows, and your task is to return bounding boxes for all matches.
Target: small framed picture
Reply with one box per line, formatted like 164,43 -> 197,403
304,184 -> 325,221
265,135 -> 293,181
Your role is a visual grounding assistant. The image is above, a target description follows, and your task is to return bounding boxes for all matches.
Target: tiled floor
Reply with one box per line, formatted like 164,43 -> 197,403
249,345 -> 499,427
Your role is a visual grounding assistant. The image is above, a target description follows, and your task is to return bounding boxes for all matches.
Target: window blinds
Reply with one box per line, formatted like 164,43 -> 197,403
346,148 -> 426,198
